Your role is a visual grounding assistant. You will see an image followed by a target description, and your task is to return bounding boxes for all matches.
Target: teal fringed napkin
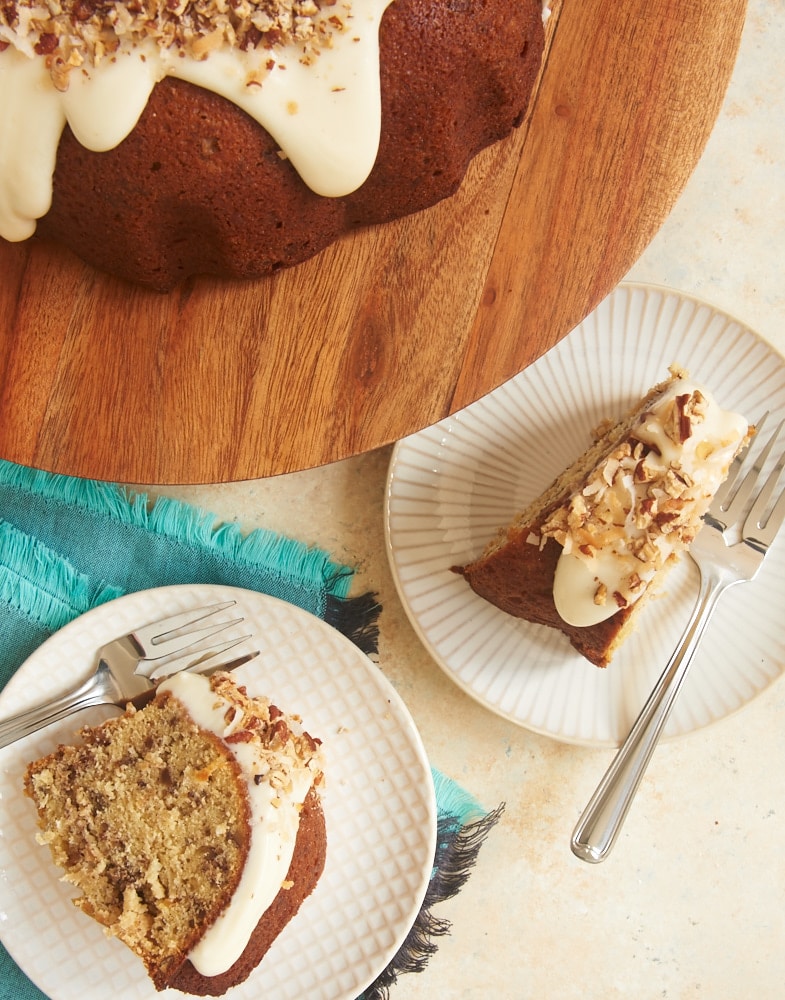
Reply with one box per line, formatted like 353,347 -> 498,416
0,459 -> 502,1000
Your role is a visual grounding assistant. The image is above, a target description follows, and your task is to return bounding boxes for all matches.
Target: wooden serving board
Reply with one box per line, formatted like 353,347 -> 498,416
0,0 -> 747,485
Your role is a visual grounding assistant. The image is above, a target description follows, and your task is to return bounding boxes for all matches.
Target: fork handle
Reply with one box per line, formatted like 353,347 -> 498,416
571,566 -> 732,864
0,670 -> 114,751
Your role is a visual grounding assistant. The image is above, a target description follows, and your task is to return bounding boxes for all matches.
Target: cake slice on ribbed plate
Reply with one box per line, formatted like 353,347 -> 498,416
455,367 -> 751,667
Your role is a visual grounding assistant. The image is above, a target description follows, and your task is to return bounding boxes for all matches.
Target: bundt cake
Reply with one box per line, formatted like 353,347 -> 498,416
455,368 -> 750,667
24,670 -> 326,996
0,0 -> 546,289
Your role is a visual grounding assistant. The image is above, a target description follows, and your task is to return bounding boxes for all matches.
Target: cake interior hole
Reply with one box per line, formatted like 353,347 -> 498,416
201,137 -> 221,157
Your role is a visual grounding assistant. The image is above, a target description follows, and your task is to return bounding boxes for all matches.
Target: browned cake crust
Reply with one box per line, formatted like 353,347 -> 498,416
33,0 -> 545,289
169,785 -> 327,996
456,377 -> 682,669
24,675 -> 326,996
23,691 -> 252,990
457,524 -> 637,668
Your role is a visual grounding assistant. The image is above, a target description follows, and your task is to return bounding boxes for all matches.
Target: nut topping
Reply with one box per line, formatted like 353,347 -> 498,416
1,0 -> 350,89
537,382 -> 741,611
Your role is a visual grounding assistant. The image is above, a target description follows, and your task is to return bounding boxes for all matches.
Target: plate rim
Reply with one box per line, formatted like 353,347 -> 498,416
0,582 -> 437,1000
384,280 -> 785,747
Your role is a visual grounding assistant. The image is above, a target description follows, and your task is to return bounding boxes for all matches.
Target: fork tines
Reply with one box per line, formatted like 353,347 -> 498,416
146,601 -> 240,645
128,600 -> 246,662
713,414 -> 785,551
742,419 -> 785,552
146,634 -> 256,680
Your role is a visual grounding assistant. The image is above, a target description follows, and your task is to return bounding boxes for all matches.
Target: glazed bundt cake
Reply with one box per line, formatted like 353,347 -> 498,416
24,671 -> 326,995
0,0 -> 546,289
456,368 -> 750,667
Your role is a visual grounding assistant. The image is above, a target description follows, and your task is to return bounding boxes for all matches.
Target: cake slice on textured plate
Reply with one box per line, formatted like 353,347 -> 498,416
455,367 -> 751,667
24,671 -> 325,996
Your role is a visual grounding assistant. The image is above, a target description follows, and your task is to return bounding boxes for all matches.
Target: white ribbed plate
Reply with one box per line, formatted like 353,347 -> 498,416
385,282 -> 785,747
0,584 -> 436,1000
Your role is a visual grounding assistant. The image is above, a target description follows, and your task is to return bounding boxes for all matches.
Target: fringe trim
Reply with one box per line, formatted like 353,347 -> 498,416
0,460 -> 354,600
325,590 -> 382,657
430,768 -> 490,827
358,797 -> 506,1000
0,519 -> 121,632
0,463 -> 382,653
150,496 -> 354,600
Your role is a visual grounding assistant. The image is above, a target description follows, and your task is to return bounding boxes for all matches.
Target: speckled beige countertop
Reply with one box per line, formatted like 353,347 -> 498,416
144,3 -> 785,996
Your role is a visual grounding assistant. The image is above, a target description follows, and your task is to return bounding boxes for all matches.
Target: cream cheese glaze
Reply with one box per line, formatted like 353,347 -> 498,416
0,0 -> 393,242
158,671 -> 321,978
549,379 -> 748,628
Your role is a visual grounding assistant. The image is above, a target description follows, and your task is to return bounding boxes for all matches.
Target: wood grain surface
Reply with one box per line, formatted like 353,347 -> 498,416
0,0 -> 747,485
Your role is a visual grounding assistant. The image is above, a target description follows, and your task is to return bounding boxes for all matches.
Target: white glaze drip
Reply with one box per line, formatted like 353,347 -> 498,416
0,0 -> 392,242
159,671 -> 319,978
551,380 -> 748,628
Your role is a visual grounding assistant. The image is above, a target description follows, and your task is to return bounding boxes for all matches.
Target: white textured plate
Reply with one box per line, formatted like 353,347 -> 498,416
385,282 -> 785,747
0,584 -> 436,1000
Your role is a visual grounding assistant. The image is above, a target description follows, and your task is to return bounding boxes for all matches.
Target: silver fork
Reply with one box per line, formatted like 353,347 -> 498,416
0,601 -> 259,750
571,415 -> 785,863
